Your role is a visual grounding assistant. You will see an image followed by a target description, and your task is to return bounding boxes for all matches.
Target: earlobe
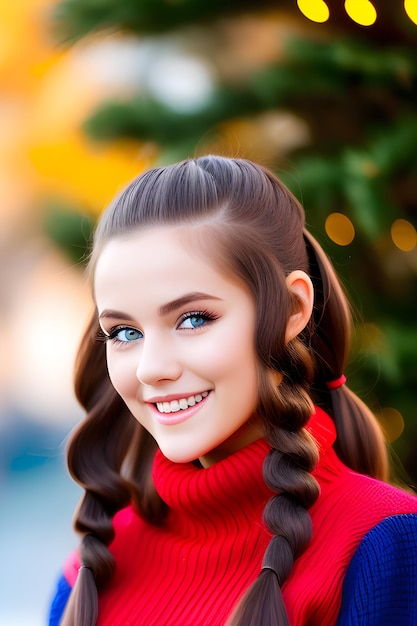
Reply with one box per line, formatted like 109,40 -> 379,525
284,270 -> 314,343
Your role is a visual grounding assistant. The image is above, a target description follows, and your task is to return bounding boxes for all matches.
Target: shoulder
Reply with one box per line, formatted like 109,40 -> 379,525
47,547 -> 80,625
62,547 -> 81,587
315,442 -> 417,520
344,470 -> 417,514
314,452 -> 417,562
60,505 -> 136,586
336,513 -> 417,625
48,573 -> 73,626
48,506 -> 136,624
344,512 -> 417,579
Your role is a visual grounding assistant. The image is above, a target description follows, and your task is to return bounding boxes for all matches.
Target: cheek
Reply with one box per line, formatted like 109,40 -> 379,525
106,348 -> 137,398
199,324 -> 258,389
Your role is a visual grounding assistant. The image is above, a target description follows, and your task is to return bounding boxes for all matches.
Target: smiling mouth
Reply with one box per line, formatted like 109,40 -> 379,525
155,391 -> 209,414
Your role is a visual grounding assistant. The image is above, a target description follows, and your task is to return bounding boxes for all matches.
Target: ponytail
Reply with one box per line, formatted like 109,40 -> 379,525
304,230 -> 389,481
328,385 -> 388,480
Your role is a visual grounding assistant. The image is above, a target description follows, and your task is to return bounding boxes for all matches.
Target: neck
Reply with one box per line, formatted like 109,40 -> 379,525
199,419 -> 264,467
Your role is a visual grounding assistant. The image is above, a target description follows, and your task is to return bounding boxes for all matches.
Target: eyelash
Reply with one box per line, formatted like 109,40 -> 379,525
95,309 -> 219,345
96,326 -> 142,346
96,328 -> 109,343
177,309 -> 219,329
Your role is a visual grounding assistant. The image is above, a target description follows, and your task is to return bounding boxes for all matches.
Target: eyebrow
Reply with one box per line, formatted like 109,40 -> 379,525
99,292 -> 222,321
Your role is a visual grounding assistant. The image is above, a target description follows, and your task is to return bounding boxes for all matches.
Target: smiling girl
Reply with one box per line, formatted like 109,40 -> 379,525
49,156 -> 417,626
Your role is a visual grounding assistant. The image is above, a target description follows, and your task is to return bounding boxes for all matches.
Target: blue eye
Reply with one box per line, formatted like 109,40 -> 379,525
182,315 -> 206,329
178,310 -> 218,330
109,327 -> 143,343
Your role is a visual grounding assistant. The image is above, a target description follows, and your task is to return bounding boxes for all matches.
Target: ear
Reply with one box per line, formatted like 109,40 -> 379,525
284,270 -> 314,344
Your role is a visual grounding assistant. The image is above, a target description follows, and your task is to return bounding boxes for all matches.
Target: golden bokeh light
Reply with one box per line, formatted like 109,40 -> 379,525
297,0 -> 330,23
378,407 -> 405,443
325,212 -> 355,246
404,0 -> 417,25
344,0 -> 377,26
391,218 -> 417,252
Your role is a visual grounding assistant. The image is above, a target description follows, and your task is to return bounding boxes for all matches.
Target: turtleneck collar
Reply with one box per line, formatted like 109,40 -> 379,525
152,406 -> 336,515
153,436 -> 272,515
307,405 -> 337,452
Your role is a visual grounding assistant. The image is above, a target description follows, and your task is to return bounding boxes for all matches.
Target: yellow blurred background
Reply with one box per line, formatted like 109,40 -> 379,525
0,0 -> 153,428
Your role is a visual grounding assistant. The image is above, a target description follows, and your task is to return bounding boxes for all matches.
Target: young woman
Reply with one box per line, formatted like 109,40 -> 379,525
49,156 -> 417,626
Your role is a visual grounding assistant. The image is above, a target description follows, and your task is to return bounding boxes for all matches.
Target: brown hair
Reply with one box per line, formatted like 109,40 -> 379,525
61,156 -> 388,626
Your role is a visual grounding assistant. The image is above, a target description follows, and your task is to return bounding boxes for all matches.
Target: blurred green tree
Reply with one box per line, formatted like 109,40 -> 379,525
50,0 -> 417,482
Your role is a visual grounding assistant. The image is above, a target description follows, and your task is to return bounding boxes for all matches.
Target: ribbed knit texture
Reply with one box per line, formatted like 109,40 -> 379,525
98,436 -> 273,625
60,408 -> 417,626
336,513 -> 417,625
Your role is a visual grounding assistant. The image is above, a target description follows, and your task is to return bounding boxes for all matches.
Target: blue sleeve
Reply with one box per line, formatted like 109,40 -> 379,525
336,513 -> 417,626
48,574 -> 72,626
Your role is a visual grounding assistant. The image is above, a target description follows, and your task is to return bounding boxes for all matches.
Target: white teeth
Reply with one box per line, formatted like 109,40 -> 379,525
156,391 -> 209,414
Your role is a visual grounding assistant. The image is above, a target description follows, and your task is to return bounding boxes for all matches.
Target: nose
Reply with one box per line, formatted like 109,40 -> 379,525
135,334 -> 182,385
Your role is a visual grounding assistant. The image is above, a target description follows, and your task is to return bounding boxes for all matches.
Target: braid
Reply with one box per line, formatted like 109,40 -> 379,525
61,315 -> 166,626
228,336 -> 320,625
61,396 -> 133,625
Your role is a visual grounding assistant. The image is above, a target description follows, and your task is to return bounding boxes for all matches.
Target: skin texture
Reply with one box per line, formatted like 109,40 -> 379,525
94,225 -> 313,467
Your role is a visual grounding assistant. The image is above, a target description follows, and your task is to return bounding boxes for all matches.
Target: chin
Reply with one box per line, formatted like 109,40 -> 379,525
157,444 -> 200,465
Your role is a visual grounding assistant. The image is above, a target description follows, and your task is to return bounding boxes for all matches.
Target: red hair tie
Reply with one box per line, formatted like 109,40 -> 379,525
326,374 -> 347,390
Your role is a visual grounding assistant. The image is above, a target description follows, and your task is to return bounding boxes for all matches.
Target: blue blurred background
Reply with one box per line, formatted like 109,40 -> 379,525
0,430 -> 80,625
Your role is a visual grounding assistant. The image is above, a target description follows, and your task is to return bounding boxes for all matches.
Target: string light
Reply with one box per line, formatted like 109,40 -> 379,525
297,0 -> 417,25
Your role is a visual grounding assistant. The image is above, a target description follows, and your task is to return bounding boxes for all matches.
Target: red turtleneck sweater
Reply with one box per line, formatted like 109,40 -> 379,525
62,408 -> 417,625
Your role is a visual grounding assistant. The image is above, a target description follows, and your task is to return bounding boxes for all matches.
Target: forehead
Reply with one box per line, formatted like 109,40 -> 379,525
95,226 -> 208,280
93,225 -> 248,305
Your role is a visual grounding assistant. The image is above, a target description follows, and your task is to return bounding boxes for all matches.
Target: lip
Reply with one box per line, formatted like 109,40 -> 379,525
144,390 -> 210,404
147,391 -> 211,426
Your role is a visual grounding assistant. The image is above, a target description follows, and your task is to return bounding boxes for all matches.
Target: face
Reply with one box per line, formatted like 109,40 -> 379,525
94,226 -> 261,466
